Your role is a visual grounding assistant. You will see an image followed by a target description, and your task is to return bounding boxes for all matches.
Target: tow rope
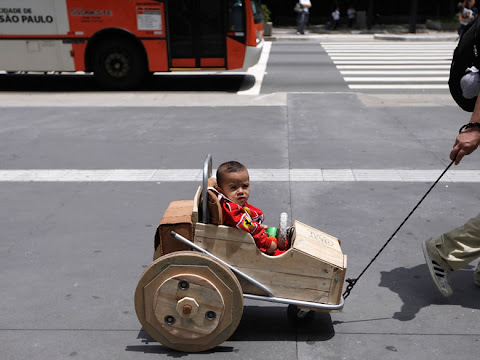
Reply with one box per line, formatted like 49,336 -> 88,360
343,159 -> 455,299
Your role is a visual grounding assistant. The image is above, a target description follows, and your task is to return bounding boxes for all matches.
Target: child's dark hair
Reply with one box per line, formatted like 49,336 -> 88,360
216,161 -> 246,186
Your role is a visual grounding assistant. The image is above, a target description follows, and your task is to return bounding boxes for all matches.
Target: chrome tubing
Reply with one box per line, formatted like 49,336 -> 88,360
243,293 -> 345,311
202,154 -> 212,224
170,231 -> 274,297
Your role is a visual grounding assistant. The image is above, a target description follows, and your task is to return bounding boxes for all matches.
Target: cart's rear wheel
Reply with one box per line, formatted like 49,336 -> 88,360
287,304 -> 315,324
135,252 -> 243,352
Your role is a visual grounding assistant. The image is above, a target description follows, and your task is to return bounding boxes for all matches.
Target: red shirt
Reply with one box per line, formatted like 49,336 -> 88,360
219,197 -> 273,253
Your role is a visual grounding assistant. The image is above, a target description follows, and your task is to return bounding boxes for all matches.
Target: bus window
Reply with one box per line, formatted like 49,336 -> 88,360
168,0 -> 195,60
229,0 -> 245,33
251,0 -> 264,24
168,0 -> 226,68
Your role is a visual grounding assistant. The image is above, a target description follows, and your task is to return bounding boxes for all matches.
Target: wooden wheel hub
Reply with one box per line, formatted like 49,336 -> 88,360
142,264 -> 234,343
135,252 -> 243,352
152,274 -> 225,339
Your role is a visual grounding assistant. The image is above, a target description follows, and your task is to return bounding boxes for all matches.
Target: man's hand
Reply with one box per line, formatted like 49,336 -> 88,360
450,129 -> 480,165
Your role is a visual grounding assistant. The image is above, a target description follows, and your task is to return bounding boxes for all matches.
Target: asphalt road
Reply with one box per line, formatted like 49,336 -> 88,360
1,38 -> 479,360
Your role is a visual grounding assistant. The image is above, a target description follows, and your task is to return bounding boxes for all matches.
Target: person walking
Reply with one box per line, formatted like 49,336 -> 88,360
331,7 -> 340,30
458,0 -> 477,36
347,5 -> 356,28
422,95 -> 480,296
296,0 -> 312,35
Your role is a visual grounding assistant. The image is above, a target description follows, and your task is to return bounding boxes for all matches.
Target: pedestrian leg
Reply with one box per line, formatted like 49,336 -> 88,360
426,213 -> 480,271
297,12 -> 306,34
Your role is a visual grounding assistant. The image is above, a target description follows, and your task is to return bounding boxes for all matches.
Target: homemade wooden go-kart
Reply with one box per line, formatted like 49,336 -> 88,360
135,155 -> 347,352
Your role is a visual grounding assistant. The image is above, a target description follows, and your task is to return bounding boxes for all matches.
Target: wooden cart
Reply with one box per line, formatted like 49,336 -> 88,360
135,155 -> 347,352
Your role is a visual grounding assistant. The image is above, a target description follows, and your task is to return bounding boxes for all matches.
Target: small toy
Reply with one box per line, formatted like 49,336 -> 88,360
265,226 -> 278,238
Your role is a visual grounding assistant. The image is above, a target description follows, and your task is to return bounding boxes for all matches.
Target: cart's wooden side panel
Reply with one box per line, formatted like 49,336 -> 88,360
293,221 -> 344,268
194,222 -> 345,305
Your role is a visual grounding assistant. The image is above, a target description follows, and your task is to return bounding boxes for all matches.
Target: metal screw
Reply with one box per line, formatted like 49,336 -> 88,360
178,280 -> 189,290
205,311 -> 216,321
164,315 -> 176,325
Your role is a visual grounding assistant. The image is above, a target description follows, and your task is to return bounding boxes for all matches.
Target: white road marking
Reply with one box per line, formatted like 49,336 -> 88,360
333,60 -> 451,64
331,56 -> 452,61
0,169 -> 479,182
349,84 -> 448,89
323,50 -> 453,53
345,76 -> 448,82
238,41 -> 272,96
341,70 -> 447,75
337,65 -> 450,69
322,41 -> 455,90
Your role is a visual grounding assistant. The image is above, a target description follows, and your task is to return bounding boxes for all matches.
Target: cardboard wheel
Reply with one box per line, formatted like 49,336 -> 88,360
135,252 -> 243,352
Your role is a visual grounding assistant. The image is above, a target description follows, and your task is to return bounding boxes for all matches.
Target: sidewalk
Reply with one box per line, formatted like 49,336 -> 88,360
267,24 -> 458,42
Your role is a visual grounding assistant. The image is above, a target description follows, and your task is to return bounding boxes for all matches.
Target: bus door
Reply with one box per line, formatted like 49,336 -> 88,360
167,0 -> 226,69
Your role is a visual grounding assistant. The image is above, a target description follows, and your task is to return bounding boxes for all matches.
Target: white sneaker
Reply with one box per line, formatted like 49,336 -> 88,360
422,242 -> 453,297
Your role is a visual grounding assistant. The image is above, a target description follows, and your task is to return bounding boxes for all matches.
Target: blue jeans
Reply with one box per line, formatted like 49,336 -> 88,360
297,11 -> 309,34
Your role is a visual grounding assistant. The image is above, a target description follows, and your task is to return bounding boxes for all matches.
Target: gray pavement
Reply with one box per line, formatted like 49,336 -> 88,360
1,90 -> 479,359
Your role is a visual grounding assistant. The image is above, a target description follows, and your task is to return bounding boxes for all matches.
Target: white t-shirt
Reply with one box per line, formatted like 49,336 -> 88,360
347,8 -> 356,19
300,0 -> 311,13
461,8 -> 474,25
332,10 -> 340,21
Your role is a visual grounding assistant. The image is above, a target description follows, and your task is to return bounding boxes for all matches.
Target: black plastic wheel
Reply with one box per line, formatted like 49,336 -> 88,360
287,304 -> 315,325
92,38 -> 147,90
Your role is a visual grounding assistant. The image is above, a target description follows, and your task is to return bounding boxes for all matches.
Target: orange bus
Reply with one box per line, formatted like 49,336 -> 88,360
0,0 -> 265,90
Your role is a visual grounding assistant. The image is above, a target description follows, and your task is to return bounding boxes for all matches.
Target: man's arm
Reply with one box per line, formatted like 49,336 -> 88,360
450,95 -> 480,165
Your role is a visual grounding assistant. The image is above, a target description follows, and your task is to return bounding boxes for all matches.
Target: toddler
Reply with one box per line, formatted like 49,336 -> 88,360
213,161 -> 287,256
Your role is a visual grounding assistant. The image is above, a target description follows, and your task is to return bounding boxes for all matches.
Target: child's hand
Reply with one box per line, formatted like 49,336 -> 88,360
266,237 -> 277,255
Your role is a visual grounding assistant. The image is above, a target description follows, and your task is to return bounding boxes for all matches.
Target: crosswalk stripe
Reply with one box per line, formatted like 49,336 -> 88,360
0,169 -> 478,182
321,42 -> 456,47
345,76 -> 448,82
333,60 -> 451,64
349,84 -> 448,89
336,65 -> 450,69
331,56 -> 451,60
324,50 -> 453,53
341,70 -> 448,75
322,41 -> 455,90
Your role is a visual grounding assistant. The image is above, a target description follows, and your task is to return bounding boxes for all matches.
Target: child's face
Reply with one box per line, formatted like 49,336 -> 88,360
217,169 -> 250,207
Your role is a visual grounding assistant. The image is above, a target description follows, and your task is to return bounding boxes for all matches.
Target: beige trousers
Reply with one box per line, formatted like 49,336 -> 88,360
426,213 -> 480,282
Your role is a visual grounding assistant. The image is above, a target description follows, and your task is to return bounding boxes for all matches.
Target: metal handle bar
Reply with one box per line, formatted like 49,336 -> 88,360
202,154 -> 212,224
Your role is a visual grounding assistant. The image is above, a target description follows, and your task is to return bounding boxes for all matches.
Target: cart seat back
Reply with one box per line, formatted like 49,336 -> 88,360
201,177 -> 223,225
153,200 -> 195,260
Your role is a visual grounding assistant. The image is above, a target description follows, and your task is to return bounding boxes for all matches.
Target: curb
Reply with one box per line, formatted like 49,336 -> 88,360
266,28 -> 459,42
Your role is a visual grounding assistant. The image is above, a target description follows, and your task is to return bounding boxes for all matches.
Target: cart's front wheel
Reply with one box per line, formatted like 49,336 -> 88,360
135,252 -> 243,352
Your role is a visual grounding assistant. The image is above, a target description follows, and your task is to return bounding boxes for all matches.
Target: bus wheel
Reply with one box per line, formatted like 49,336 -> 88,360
92,38 -> 147,90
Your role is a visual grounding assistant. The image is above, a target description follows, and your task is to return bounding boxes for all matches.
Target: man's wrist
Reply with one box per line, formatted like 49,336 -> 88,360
459,122 -> 480,133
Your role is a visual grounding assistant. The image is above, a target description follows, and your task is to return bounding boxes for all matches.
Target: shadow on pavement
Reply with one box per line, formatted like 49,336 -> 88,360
0,73 -> 254,92
125,305 -> 335,355
379,264 -> 480,321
